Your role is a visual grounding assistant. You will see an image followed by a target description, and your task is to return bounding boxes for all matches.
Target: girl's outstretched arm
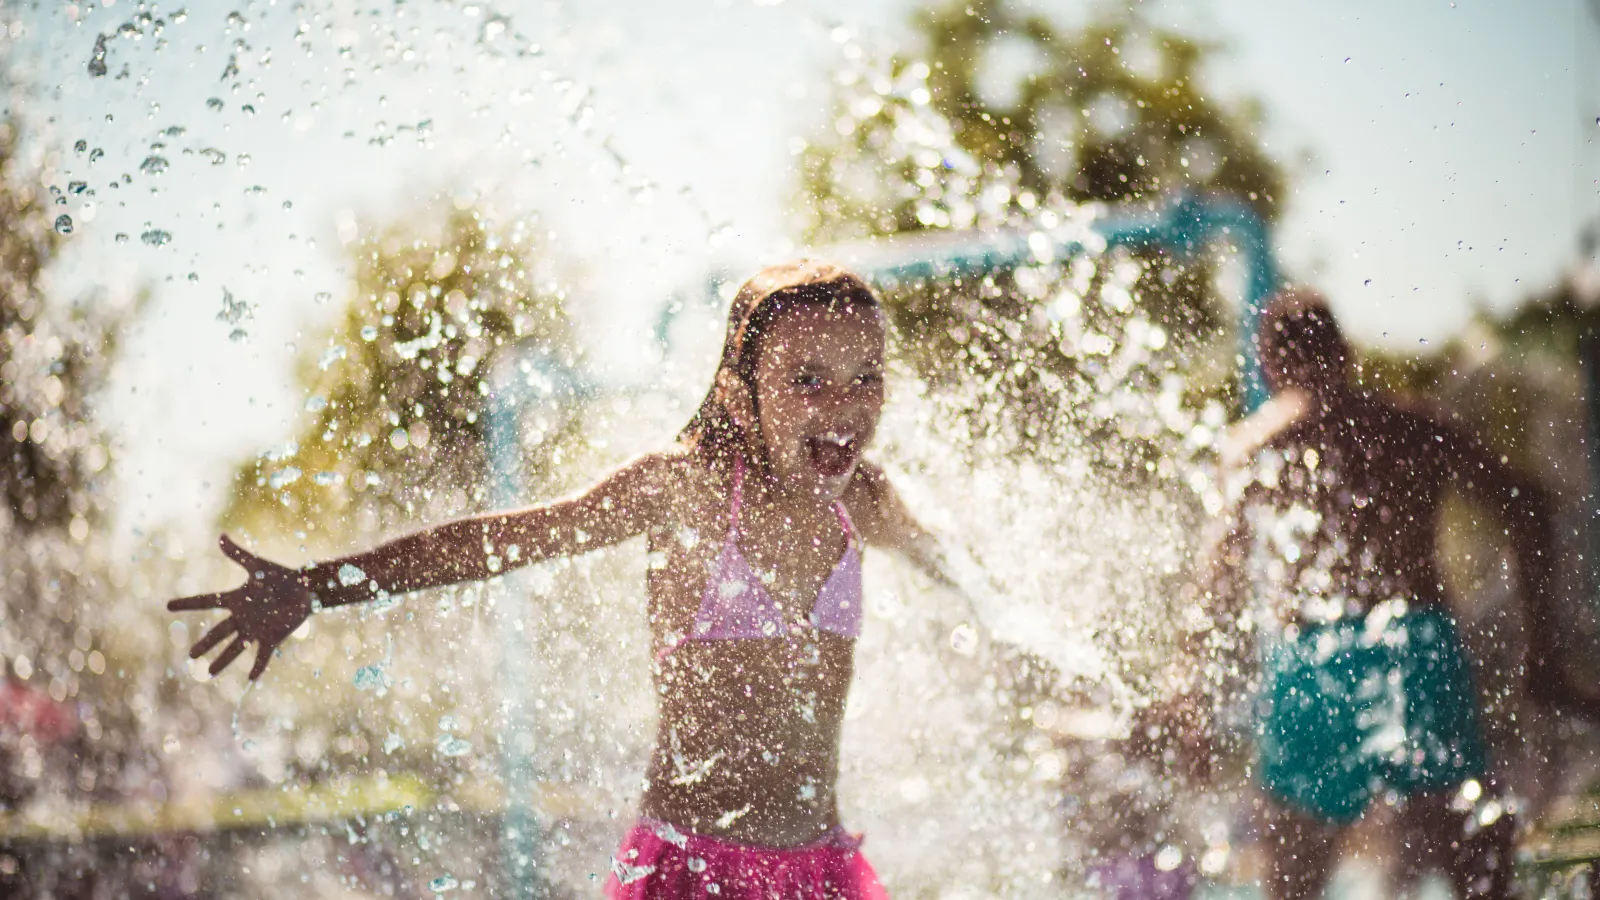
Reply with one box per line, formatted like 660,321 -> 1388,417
168,453 -> 678,680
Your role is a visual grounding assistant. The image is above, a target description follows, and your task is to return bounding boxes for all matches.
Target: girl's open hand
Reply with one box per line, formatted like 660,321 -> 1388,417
166,535 -> 312,680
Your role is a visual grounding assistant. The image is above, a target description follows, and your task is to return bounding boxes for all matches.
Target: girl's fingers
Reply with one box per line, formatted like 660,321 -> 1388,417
218,534 -> 262,571
190,619 -> 238,659
209,636 -> 247,676
168,592 -> 225,612
248,645 -> 273,681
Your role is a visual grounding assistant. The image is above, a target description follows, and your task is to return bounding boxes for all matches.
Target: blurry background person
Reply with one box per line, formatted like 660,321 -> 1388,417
1185,289 -> 1600,900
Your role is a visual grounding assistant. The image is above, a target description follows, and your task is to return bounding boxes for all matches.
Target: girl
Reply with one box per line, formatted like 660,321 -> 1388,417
169,260 -> 959,899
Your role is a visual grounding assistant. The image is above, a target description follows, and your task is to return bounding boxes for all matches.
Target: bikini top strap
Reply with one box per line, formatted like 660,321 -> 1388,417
833,501 -> 856,546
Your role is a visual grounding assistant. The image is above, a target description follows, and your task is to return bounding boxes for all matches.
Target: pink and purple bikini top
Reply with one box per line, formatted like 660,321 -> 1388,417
668,457 -> 863,652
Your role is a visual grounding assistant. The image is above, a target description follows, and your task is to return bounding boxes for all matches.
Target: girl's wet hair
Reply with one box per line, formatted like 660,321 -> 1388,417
679,259 -> 880,464
1257,287 -> 1351,393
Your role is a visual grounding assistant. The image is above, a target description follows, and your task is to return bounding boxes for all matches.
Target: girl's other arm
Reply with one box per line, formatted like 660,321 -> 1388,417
844,462 -> 958,589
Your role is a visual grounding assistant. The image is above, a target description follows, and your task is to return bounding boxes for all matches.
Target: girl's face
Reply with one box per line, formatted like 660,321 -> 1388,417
743,304 -> 886,500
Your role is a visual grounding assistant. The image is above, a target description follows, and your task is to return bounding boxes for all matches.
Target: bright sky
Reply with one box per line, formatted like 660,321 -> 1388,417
9,0 -> 1596,541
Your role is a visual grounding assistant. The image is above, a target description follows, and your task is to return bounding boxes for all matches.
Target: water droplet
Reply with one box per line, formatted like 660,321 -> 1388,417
337,563 -> 367,586
428,875 -> 459,893
317,344 -> 347,369
267,467 -> 302,490
139,155 -> 169,176
73,140 -> 87,153
1154,845 -> 1184,872
163,125 -> 186,139
87,148 -> 104,163
87,34 -> 108,77
304,395 -> 327,412
1363,279 -> 1372,287
67,181 -> 88,195
207,97 -> 225,112
353,664 -> 390,693
114,233 -> 128,244
361,325 -> 379,342
611,861 -> 658,886
53,215 -> 73,234
140,228 -> 171,246
687,857 -> 707,873
218,287 -> 255,326
199,148 -> 226,165
436,734 -> 472,757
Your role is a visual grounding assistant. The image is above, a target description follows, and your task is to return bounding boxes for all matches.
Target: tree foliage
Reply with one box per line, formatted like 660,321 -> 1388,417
797,1 -> 1285,466
222,208 -> 580,549
800,0 -> 1282,243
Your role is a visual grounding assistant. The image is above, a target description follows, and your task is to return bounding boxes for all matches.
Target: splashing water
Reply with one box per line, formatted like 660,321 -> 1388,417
13,3 -> 1594,898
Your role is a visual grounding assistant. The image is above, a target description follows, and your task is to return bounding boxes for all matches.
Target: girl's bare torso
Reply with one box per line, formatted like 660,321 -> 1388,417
635,453 -> 865,847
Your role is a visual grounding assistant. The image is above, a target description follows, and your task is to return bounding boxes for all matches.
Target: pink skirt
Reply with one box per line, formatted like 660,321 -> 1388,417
602,817 -> 889,900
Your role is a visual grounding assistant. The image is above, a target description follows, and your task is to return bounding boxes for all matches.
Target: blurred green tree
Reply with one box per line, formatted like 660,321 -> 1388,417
221,207 -> 582,550
797,0 -> 1287,441
800,0 -> 1281,240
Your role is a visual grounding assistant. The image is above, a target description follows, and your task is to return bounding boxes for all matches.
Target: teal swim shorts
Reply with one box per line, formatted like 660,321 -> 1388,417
1255,602 -> 1488,824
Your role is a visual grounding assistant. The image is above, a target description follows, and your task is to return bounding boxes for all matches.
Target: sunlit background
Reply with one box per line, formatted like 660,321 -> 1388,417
2,0 -> 1599,896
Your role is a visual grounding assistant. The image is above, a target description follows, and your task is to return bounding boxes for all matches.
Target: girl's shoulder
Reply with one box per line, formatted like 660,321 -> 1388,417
625,445 -> 729,523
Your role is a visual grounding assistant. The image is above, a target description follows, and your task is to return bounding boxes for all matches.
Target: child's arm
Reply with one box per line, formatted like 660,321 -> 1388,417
1439,425 -> 1600,717
843,462 -> 961,590
845,462 -> 1063,719
168,453 -> 678,680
